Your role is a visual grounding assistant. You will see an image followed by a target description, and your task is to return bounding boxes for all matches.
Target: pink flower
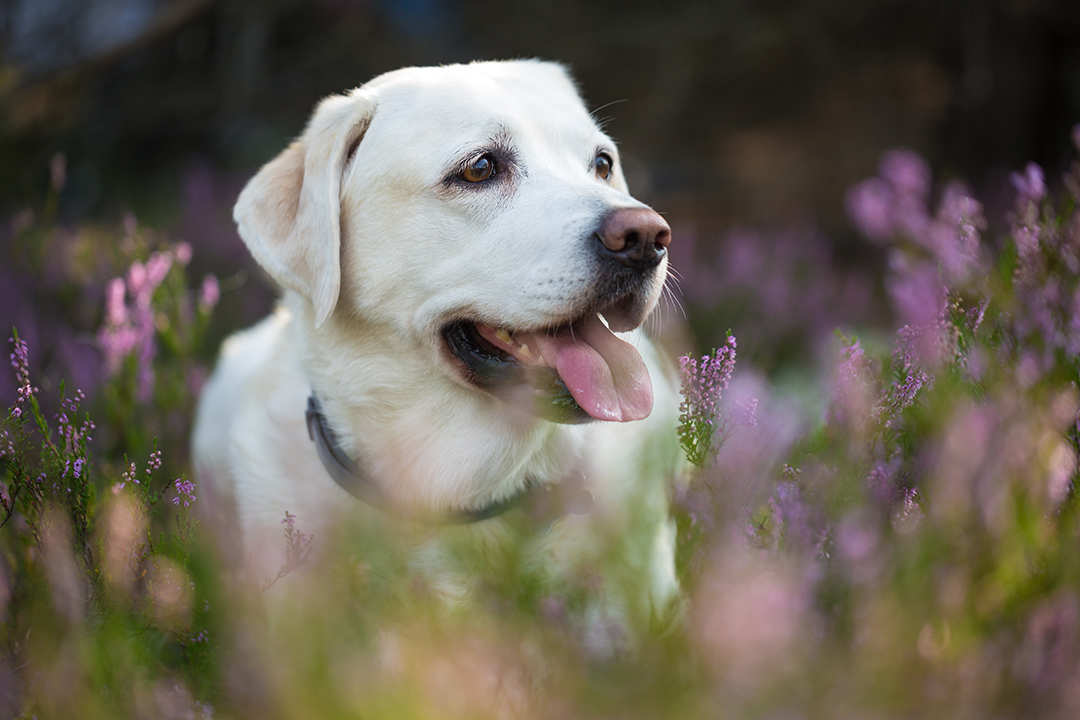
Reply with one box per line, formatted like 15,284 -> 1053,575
175,242 -> 193,267
99,250 -> 177,398
172,478 -> 196,508
9,334 -> 38,412
144,252 -> 173,291
198,274 -> 219,313
127,261 -> 147,300
678,335 -> 756,466
105,277 -> 128,327
880,149 -> 931,199
885,257 -> 945,330
1011,162 -> 1046,211
845,178 -> 894,243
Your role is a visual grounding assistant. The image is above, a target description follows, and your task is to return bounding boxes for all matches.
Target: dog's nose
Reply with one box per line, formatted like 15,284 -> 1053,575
596,208 -> 671,270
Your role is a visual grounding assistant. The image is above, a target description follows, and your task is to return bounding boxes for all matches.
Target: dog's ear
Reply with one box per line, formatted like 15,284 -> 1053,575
233,90 -> 376,327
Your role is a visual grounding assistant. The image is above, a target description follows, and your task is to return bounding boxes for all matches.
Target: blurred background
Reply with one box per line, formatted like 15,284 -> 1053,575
2,0 -> 1078,394
3,3 -> 1080,718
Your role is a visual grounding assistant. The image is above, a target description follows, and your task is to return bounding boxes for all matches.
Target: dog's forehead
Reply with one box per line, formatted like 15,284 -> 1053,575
359,61 -> 608,160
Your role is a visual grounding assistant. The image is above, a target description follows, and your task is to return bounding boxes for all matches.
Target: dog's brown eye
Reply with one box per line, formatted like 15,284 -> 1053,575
461,154 -> 496,183
595,153 -> 613,180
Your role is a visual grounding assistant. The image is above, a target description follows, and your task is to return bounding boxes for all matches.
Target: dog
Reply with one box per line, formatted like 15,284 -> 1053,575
192,59 -> 685,649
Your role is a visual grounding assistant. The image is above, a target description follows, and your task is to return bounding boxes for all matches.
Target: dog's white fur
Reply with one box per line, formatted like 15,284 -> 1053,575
192,60 -> 684,644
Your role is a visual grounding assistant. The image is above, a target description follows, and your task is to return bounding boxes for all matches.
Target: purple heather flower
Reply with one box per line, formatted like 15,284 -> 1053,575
680,342 -> 733,423
678,336 -> 754,466
880,149 -> 932,237
172,478 -> 196,508
119,461 -> 138,490
105,278 -> 128,327
9,334 -> 37,414
967,296 -> 990,335
831,339 -> 877,432
148,450 -> 162,473
1004,159 -> 1080,376
848,150 -> 986,331
127,261 -> 147,300
880,149 -> 931,201
733,397 -> 759,428
1011,162 -> 1047,213
887,325 -> 934,414
175,241 -> 193,267
55,388 -> 92,451
99,250 -> 178,399
143,252 -> 173,295
1013,223 -> 1041,265
891,487 -> 924,534
280,510 -> 313,565
865,456 -> 901,505
837,340 -> 867,384
885,258 -> 945,331
768,477 -> 823,552
846,177 -> 894,243
198,274 -> 220,313
933,182 -> 985,282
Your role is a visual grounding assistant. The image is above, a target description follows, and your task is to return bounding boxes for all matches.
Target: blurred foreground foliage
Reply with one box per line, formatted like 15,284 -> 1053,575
2,135 -> 1080,718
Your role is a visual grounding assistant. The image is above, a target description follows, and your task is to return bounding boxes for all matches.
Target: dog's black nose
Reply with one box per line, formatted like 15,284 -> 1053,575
595,208 -> 671,270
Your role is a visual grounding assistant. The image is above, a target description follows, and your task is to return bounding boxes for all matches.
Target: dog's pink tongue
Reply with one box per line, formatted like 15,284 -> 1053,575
531,314 -> 653,422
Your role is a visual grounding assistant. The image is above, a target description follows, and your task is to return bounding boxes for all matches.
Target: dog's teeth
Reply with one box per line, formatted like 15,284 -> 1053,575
495,329 -> 512,344
518,343 -> 534,360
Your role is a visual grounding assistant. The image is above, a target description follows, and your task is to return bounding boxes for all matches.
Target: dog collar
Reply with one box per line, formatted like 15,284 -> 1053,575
305,394 -> 593,530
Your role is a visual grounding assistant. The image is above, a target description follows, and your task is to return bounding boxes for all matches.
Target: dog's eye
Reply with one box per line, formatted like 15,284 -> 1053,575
460,154 -> 496,183
595,153 -> 613,180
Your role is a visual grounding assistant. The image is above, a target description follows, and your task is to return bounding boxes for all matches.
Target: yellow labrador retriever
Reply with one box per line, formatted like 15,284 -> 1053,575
192,59 -> 684,648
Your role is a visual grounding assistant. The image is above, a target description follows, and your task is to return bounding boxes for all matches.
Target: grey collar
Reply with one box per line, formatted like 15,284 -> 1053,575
305,394 -> 593,531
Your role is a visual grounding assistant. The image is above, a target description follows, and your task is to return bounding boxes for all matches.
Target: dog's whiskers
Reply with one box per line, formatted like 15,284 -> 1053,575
662,274 -> 686,320
590,99 -> 628,126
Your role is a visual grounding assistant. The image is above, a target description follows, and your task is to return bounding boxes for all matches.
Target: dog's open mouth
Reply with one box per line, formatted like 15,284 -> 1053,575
442,302 -> 653,424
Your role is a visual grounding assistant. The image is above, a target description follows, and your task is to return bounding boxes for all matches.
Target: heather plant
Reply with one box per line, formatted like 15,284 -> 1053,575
0,175 -> 224,715
95,217 -> 219,466
663,131 -> 1080,717
0,332 -> 215,718
1,331 -> 96,569
717,134 -> 1080,715
677,334 -> 754,467
260,510 -> 315,593
6,134 -> 1080,718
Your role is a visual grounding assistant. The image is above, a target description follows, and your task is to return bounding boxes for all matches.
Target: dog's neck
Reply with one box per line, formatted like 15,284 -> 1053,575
292,304 -> 591,516
305,393 -> 527,522
305,393 -> 593,530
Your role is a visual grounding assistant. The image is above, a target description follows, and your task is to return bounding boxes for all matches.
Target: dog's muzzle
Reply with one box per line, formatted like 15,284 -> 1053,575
442,207 -> 671,424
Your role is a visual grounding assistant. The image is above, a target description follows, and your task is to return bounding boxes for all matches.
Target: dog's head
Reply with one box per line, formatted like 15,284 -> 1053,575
234,60 -> 671,423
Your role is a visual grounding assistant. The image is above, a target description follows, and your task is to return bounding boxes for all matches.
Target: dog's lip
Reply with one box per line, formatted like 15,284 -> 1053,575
442,319 -> 589,423
445,298 -> 638,373
441,314 -> 584,381
441,296 -> 652,423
